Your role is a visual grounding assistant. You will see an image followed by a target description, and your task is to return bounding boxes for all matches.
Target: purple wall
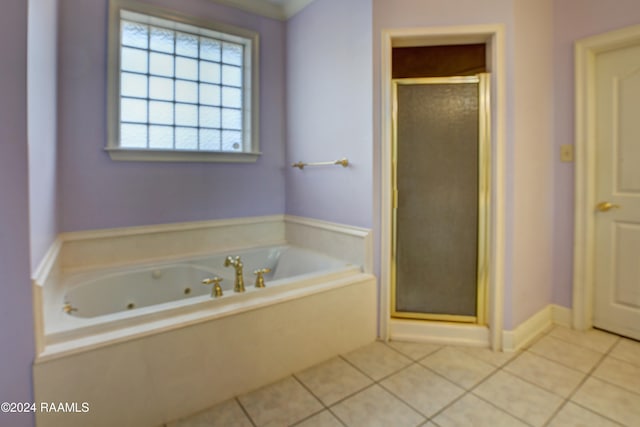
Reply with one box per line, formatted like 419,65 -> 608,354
28,0 -> 59,273
511,0 -> 555,327
58,0 -> 286,232
0,1 -> 35,426
285,0 -> 373,228
551,0 -> 640,307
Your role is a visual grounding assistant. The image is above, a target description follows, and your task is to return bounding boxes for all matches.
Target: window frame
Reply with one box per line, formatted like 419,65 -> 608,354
106,0 -> 260,163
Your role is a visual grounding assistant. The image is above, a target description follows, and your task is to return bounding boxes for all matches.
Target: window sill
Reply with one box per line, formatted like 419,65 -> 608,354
105,147 -> 261,163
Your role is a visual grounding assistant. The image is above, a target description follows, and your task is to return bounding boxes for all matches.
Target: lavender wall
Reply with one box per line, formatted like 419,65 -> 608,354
28,0 -> 59,273
285,0 -> 373,228
58,0 -> 286,232
551,0 -> 640,307
511,0 -> 555,326
0,1 -> 35,426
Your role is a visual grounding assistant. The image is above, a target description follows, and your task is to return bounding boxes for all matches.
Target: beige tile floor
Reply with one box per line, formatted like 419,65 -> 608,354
166,326 -> 640,427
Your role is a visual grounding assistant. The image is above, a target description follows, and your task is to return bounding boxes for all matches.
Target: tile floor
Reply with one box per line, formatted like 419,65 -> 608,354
166,326 -> 640,427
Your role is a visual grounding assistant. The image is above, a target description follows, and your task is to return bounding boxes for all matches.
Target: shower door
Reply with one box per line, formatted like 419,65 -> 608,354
391,75 -> 490,323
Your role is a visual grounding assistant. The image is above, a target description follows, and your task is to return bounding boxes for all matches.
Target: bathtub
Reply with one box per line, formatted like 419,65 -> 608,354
34,216 -> 377,427
44,245 -> 361,352
62,245 -> 350,318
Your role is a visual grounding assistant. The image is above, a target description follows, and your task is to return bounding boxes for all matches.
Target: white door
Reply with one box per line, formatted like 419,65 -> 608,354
593,41 -> 640,340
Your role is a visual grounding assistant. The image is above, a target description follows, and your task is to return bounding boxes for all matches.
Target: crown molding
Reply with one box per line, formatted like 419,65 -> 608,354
281,0 -> 315,18
209,0 -> 315,21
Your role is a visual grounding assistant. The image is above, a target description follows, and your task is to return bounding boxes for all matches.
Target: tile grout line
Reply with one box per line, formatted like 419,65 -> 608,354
519,326 -> 612,427
382,340 -> 442,360
499,349 -> 586,399
560,402 -> 627,427
173,327 -> 637,427
565,336 -> 639,427
549,326 -> 624,353
420,362 -> 504,424
467,395 -> 536,427
455,359 -> 538,427
289,374 -> 350,427
587,374 -> 640,398
235,396 -> 259,427
337,349 -> 432,424
229,329 -> 634,427
510,326 -> 572,427
606,352 -> 640,369
337,352 -> 413,384
291,373 -> 328,409
422,333 -> 585,427
414,347 -> 494,389
526,343 -> 605,377
382,343 -> 533,425
326,406 -> 350,427
375,367 -> 429,424
541,333 -> 623,427
408,351 -> 474,425
348,332 -> 634,427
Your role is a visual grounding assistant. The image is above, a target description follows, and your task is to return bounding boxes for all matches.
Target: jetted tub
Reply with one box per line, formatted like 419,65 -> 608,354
34,218 -> 378,427
43,245 -> 361,352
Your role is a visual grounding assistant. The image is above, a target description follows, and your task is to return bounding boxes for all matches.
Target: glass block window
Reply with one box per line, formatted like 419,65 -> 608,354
107,1 -> 259,162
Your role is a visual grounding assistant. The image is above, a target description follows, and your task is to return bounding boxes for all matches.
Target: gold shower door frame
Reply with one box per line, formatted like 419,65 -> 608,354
391,74 -> 491,324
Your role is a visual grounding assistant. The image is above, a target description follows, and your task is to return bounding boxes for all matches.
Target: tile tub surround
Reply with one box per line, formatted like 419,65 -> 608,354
51,215 -> 371,274
168,326 -> 640,427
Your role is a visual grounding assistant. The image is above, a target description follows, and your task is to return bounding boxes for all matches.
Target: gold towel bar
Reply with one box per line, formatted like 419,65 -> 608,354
291,158 -> 349,170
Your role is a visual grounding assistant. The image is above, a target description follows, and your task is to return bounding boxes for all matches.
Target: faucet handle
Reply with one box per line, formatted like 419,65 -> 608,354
224,255 -> 241,266
202,276 -> 223,298
253,268 -> 271,288
63,303 -> 78,315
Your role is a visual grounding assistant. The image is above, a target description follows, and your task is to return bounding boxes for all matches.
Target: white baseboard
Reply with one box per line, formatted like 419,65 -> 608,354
390,319 -> 490,347
551,304 -> 572,328
502,304 -> 573,352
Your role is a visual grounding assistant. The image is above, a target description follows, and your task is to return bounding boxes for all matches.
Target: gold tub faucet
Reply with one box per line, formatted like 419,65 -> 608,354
224,256 -> 245,293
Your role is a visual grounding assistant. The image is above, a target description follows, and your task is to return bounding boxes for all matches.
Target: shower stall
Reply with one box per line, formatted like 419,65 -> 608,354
391,68 -> 491,324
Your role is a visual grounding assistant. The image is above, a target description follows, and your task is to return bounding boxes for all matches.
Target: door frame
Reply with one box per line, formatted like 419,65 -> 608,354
380,25 -> 506,350
573,24 -> 640,331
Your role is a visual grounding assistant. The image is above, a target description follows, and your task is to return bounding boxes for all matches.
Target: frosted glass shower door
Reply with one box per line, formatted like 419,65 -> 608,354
391,75 -> 490,323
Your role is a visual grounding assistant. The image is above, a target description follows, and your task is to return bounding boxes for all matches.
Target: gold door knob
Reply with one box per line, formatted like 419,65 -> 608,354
596,201 -> 620,212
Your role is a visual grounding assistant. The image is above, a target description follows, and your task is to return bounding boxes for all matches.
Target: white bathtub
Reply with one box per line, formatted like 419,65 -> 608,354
34,216 -> 377,427
43,245 -> 360,353
63,245 -> 348,318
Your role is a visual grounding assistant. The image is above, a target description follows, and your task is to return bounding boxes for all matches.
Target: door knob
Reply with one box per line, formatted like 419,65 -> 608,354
596,201 -> 620,212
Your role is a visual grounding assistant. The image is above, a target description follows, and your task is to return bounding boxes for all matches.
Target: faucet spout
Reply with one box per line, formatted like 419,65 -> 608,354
224,255 -> 245,293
